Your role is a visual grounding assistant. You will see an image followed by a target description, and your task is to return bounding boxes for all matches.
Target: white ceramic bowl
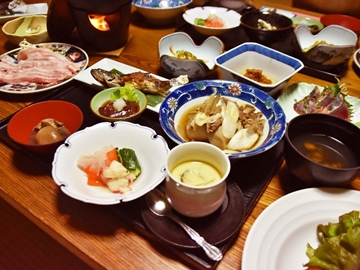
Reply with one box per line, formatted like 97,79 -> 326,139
132,0 -> 192,25
158,32 -> 224,80
52,121 -> 170,205
354,48 -> 360,70
165,142 -> 231,217
215,42 -> 304,97
294,24 -> 357,67
183,6 -> 241,36
2,15 -> 50,45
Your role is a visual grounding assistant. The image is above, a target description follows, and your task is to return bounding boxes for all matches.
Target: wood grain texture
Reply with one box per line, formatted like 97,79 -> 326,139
0,1 -> 359,269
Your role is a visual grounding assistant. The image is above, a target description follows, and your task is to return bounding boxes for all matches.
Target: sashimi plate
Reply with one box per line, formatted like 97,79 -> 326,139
277,82 -> 360,127
0,3 -> 48,24
74,58 -> 178,113
242,187 -> 360,270
0,42 -> 89,94
52,121 -> 169,205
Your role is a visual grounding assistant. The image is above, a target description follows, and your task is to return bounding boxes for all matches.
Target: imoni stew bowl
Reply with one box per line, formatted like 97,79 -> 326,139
159,80 -> 286,160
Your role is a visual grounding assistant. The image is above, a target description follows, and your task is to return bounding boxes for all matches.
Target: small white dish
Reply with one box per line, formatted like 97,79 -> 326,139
277,82 -> 360,127
158,32 -> 224,80
183,6 -> 241,36
52,121 -> 169,205
242,187 -> 360,270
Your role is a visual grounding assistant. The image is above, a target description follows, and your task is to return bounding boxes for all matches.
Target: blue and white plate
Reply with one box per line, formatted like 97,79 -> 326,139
159,80 -> 286,160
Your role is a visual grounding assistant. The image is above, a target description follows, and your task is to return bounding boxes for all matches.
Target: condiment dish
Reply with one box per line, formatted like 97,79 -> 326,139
291,16 -> 323,34
90,86 -> 147,122
182,6 -> 241,36
215,42 -> 304,97
158,32 -> 224,80
2,15 -> 50,45
7,100 -> 83,154
294,24 -> 357,69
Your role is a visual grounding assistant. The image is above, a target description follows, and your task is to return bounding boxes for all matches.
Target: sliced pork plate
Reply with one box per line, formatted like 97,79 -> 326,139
0,43 -> 88,94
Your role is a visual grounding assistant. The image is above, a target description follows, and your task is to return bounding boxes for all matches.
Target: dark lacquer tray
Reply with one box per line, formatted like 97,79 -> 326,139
175,13 -> 346,84
0,81 -> 284,269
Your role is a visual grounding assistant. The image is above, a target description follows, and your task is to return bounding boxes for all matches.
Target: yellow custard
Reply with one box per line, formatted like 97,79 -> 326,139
171,161 -> 222,186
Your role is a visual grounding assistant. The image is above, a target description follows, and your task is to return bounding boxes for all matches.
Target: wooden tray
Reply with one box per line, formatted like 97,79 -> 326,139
0,81 -> 284,269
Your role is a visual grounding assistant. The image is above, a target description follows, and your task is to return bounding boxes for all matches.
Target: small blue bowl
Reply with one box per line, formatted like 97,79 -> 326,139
159,80 -> 286,160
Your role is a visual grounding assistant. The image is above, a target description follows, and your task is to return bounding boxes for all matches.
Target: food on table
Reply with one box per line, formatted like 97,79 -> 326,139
303,40 -> 334,52
29,118 -> 70,145
291,133 -> 357,168
171,160 -> 221,186
177,93 -> 266,152
77,145 -> 141,193
257,19 -> 276,30
293,21 -> 320,34
90,68 -> 188,97
0,0 -> 25,16
243,68 -> 272,84
169,46 -> 197,60
293,80 -> 351,121
98,87 -> 140,118
304,210 -> 360,270
0,44 -> 82,87
194,14 -> 225,28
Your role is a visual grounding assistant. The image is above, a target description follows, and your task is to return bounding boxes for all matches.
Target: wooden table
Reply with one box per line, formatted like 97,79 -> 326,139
0,1 -> 360,269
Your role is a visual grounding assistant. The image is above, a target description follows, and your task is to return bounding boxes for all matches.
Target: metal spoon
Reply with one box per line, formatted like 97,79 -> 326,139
145,189 -> 223,261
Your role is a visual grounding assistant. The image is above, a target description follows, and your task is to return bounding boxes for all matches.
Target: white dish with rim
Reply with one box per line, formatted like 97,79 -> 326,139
74,58 -> 178,113
242,187 -> 360,270
52,121 -> 169,205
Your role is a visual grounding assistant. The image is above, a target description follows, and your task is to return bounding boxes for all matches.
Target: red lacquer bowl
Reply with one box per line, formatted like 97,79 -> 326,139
7,100 -> 83,154
320,14 -> 360,35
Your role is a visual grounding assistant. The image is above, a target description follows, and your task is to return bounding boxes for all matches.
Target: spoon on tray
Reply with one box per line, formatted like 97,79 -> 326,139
145,189 -> 223,261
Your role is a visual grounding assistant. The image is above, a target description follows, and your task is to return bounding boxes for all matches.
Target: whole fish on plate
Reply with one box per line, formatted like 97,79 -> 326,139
90,68 -> 188,97
0,0 -> 26,15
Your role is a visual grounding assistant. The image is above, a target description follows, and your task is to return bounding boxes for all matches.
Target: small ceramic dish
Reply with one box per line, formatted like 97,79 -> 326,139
2,15 -> 50,45
321,14 -> 360,36
132,0 -> 192,25
291,16 -> 323,34
354,48 -> 360,71
294,24 -> 357,68
183,6 -> 241,36
159,80 -> 286,160
215,42 -> 304,97
158,32 -> 224,80
90,86 -> 148,122
7,100 -> 83,154
52,121 -> 169,205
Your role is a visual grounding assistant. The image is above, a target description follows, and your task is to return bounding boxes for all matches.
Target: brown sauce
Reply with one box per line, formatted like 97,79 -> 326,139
99,100 -> 139,118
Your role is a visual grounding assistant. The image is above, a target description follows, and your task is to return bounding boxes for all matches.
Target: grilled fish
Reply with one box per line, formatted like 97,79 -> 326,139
90,68 -> 188,97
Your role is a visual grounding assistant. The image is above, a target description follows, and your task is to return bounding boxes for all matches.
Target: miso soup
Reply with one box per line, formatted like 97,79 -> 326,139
292,133 -> 357,168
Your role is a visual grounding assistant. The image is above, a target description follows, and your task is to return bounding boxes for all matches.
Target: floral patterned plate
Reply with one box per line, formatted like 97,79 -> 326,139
0,42 -> 88,94
159,80 -> 286,160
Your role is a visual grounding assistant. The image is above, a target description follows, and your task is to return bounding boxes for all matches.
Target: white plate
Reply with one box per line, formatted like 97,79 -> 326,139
242,187 -> 360,270
259,6 -> 296,18
0,42 -> 88,94
277,82 -> 360,127
52,121 -> 169,205
0,3 -> 48,24
74,58 -> 176,113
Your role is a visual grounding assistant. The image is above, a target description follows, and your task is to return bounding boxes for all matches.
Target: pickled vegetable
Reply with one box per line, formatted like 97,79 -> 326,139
118,148 -> 141,176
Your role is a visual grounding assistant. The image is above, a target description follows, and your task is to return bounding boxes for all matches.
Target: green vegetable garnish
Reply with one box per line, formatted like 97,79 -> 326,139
117,148 -> 141,176
110,68 -> 124,75
110,86 -> 138,103
194,18 -> 207,26
146,94 -> 164,107
304,210 -> 360,270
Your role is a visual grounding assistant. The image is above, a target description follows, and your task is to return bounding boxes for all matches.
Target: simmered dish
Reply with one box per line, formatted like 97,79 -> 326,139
29,118 -> 70,145
243,68 -> 272,84
177,93 -> 266,152
77,146 -> 141,193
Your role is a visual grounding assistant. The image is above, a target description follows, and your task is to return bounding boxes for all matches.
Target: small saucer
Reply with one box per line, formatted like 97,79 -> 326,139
141,181 -> 245,249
